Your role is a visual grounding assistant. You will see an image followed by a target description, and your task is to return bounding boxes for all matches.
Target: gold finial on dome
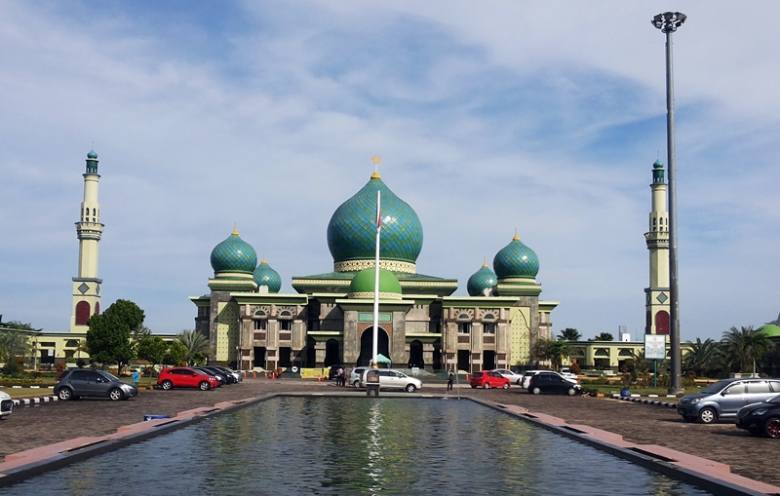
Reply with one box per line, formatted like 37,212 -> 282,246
482,257 -> 489,268
512,228 -> 520,241
370,155 -> 382,179
231,223 -> 240,236
260,256 -> 269,264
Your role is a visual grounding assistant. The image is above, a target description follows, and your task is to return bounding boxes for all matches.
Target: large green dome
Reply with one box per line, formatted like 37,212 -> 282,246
493,234 -> 539,279
210,230 -> 257,274
327,172 -> 423,271
349,268 -> 402,299
759,324 -> 780,338
467,263 -> 497,296
253,260 -> 281,293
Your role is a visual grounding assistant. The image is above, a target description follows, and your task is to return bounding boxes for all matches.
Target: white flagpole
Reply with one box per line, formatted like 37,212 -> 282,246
372,189 -> 381,368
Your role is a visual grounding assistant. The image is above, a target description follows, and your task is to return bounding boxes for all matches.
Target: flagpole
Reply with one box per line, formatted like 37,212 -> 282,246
372,189 -> 381,368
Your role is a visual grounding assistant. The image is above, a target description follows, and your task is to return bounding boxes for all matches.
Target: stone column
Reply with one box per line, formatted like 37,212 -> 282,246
343,310 -> 358,365
422,342 -> 434,371
315,341 -> 326,367
391,311 -> 406,366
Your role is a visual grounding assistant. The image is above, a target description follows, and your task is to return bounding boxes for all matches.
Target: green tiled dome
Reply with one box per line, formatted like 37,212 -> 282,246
467,263 -> 497,296
493,234 -> 539,279
759,324 -> 780,338
253,260 -> 281,293
210,230 -> 257,274
327,173 -> 423,265
87,150 -> 98,159
349,268 -> 402,298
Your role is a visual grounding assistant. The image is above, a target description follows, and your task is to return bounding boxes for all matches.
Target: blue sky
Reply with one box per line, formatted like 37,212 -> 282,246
1,1 -> 779,339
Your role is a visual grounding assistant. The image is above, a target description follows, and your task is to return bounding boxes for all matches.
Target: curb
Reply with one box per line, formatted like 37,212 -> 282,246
10,396 -> 59,408
609,393 -> 678,409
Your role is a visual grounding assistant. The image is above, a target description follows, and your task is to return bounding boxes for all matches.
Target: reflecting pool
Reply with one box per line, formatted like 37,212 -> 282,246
4,397 -> 713,495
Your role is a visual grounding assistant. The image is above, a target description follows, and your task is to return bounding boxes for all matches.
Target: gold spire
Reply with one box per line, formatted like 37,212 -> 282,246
260,256 -> 269,264
512,228 -> 520,241
482,257 -> 489,268
231,223 -> 240,236
370,155 -> 382,179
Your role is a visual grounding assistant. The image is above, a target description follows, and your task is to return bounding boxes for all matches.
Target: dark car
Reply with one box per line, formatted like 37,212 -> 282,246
194,366 -> 227,386
736,394 -> 780,438
527,372 -> 581,396
677,378 -> 780,424
55,369 -> 138,401
213,366 -> 242,383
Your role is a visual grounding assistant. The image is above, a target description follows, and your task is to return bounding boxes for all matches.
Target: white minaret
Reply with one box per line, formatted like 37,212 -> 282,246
70,150 -> 104,332
644,160 -> 671,335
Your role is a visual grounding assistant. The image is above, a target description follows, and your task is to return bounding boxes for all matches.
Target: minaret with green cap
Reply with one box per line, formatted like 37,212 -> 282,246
70,150 -> 104,332
644,159 -> 670,335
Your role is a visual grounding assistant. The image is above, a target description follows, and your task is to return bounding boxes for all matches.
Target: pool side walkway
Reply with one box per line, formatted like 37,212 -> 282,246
1,380 -> 778,495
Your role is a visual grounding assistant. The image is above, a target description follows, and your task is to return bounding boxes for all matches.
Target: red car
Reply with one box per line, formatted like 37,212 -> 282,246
158,367 -> 219,391
469,371 -> 511,389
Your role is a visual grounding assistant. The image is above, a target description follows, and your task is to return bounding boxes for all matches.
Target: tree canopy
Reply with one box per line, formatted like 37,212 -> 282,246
593,332 -> 614,341
87,299 -> 145,372
136,335 -> 168,368
532,338 -> 569,371
178,330 -> 209,365
558,328 -> 581,341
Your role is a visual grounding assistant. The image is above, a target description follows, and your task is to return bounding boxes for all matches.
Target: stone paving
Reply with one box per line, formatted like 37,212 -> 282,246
0,380 -> 776,489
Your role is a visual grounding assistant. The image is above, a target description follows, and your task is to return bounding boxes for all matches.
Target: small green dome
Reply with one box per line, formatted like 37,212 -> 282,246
253,260 -> 282,293
327,172 -> 423,266
653,159 -> 663,169
87,150 -> 98,159
759,324 -> 780,338
210,230 -> 257,274
349,268 -> 402,299
493,234 -> 539,279
467,263 -> 497,296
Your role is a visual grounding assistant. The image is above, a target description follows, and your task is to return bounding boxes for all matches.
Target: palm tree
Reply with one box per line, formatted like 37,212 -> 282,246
593,332 -> 614,341
558,328 -> 581,341
178,330 -> 209,366
0,329 -> 31,373
721,326 -> 771,375
532,338 -> 569,371
682,338 -> 718,376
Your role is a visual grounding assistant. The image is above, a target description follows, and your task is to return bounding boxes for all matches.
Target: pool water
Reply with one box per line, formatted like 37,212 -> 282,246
4,397 -> 712,495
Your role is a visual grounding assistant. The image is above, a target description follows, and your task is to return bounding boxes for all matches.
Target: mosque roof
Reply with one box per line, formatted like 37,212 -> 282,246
759,324 -> 780,338
349,268 -> 402,299
467,262 -> 498,296
253,259 -> 281,293
210,229 -> 257,274
493,233 -> 539,280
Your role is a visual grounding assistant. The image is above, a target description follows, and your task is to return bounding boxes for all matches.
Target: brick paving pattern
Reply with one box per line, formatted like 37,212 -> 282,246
0,380 -> 775,488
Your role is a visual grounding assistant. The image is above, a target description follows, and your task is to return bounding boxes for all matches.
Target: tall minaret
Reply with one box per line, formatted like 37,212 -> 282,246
644,160 -> 671,335
70,150 -> 104,332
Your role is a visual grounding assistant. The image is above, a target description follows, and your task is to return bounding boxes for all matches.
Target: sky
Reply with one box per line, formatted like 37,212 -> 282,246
1,1 -> 778,340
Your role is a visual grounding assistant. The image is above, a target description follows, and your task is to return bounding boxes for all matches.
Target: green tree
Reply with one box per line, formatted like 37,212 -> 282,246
682,338 -> 719,377
164,340 -> 188,366
0,329 -> 31,374
558,328 -> 581,341
86,299 -> 145,373
593,332 -> 614,341
136,335 -> 168,369
532,338 -> 569,371
2,321 -> 35,331
721,326 -> 771,375
178,330 -> 209,365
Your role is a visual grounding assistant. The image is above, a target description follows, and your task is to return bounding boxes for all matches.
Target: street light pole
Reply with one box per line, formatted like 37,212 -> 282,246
652,11 -> 686,394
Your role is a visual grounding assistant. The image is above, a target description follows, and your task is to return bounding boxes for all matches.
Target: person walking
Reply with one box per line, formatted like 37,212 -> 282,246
447,371 -> 454,391
132,368 -> 141,387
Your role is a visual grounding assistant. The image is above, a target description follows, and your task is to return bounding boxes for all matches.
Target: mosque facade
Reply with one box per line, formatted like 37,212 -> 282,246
191,170 -> 558,372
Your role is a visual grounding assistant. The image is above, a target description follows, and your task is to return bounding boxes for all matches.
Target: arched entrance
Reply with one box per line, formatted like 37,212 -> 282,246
324,339 -> 340,366
357,327 -> 389,367
305,336 -> 316,366
409,340 -> 424,368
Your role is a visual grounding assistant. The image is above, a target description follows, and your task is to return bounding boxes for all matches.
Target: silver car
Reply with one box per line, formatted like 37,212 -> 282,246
677,378 -> 780,424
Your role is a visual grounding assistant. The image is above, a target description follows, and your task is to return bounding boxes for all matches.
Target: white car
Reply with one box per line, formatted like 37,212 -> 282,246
0,390 -> 13,419
493,369 -> 524,385
361,368 -> 422,392
350,367 -> 368,387
520,370 -> 545,389
559,367 -> 579,382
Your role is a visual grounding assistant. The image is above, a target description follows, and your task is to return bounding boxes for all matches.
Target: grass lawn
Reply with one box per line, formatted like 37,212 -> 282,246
0,386 -> 55,399
583,383 -> 704,396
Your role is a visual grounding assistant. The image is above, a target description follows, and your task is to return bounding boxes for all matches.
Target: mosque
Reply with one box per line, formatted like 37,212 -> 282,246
191,169 -> 558,372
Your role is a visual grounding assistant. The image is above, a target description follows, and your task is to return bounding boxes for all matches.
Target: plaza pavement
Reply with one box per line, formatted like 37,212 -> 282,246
0,379 -> 775,489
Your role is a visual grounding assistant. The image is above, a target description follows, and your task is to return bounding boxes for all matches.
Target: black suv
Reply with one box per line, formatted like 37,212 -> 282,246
527,372 -> 582,396
55,369 -> 138,401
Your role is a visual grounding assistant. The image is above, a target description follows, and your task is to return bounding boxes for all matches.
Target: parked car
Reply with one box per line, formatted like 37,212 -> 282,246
677,378 -> 780,424
213,366 -> 242,383
736,394 -> 780,438
521,370 -> 545,389
527,372 -> 581,395
350,367 -> 367,387
360,368 -> 422,392
0,390 -> 13,419
493,369 -> 524,385
559,367 -> 579,382
158,367 -> 219,391
469,371 -> 511,389
193,366 -> 227,386
55,369 -> 138,401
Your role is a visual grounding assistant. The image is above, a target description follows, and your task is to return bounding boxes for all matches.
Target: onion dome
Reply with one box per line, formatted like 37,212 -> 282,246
210,228 -> 257,274
327,171 -> 423,273
87,150 -> 98,159
493,232 -> 539,279
253,259 -> 282,293
348,268 -> 402,300
467,261 -> 498,296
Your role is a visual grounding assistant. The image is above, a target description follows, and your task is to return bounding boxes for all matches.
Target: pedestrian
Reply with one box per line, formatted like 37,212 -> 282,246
132,368 -> 140,387
447,371 -> 454,391
338,367 -> 345,387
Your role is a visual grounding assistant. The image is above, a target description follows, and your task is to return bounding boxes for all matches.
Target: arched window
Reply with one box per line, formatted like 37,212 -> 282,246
75,301 -> 91,325
253,310 -> 267,331
484,323 -> 496,334
482,313 -> 496,322
457,313 -> 470,321
279,310 -> 293,331
655,311 -> 670,335
458,322 -> 471,334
